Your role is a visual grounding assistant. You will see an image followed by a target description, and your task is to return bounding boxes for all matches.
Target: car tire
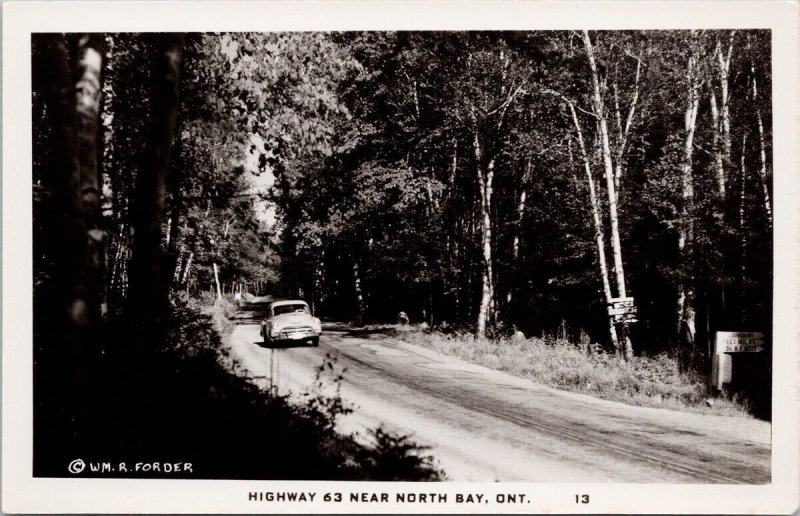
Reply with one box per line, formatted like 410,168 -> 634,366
310,337 -> 319,347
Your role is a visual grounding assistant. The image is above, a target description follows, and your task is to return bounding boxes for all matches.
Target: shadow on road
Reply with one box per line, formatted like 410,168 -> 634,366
343,326 -> 400,339
255,340 -> 317,349
230,301 -> 270,325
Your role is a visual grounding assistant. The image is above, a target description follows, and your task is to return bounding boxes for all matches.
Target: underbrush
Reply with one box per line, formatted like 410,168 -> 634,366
33,294 -> 443,480
389,326 -> 752,418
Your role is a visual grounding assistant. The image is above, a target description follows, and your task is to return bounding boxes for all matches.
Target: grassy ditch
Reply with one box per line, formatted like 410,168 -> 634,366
373,325 -> 752,418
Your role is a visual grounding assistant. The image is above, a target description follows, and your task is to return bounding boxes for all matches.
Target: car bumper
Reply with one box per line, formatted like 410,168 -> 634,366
272,327 -> 321,340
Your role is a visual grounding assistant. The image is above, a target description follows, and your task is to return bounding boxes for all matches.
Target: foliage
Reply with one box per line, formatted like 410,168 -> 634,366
272,30 -> 772,385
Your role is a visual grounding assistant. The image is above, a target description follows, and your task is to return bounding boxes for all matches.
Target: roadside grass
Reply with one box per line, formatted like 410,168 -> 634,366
373,325 -> 752,418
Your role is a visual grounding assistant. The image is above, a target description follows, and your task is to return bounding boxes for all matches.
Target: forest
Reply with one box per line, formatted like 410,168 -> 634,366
31,30 -> 773,475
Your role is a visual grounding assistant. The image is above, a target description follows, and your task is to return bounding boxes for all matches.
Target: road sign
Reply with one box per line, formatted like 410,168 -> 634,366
608,297 -> 636,322
715,331 -> 766,353
608,297 -> 634,308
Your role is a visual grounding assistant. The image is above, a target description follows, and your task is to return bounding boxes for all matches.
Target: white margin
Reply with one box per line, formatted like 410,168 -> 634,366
2,1 -> 799,514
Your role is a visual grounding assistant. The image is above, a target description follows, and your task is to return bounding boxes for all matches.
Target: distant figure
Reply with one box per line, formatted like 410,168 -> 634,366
397,311 -> 409,325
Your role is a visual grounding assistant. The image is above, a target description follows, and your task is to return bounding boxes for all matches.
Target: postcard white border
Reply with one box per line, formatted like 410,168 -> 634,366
3,1 -> 799,514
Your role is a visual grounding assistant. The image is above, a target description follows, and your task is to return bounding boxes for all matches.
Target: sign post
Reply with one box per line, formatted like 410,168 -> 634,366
711,331 -> 766,390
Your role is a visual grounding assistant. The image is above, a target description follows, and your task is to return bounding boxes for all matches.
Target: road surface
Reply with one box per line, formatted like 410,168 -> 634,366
227,299 -> 771,483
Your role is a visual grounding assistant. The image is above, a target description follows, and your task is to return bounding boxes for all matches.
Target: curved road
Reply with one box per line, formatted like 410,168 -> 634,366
228,300 -> 771,482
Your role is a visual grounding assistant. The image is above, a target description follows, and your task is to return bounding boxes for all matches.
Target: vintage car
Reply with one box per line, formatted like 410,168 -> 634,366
260,299 -> 322,346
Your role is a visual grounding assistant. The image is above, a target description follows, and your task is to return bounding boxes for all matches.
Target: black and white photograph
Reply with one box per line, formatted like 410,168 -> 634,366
3,1 -> 800,514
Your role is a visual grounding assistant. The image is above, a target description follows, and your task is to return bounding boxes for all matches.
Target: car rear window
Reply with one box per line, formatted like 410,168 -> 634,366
273,304 -> 309,316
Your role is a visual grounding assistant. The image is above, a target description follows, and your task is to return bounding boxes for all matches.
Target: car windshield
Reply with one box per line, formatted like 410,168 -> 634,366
273,304 -> 309,316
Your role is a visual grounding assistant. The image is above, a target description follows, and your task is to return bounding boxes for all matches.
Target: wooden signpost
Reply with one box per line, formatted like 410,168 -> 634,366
711,331 -> 766,389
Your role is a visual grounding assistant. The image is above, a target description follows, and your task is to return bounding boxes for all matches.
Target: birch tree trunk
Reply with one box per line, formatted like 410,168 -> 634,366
583,30 -> 633,359
474,126 -> 495,337
353,259 -> 366,324
738,133 -> 748,321
213,262 -> 222,300
566,108 -> 621,353
751,72 -> 773,226
611,45 -> 642,194
182,251 -> 194,289
507,158 -> 531,307
471,72 -> 521,336
709,85 -> 727,200
716,33 -> 735,177
676,48 -> 701,366
511,158 -> 531,263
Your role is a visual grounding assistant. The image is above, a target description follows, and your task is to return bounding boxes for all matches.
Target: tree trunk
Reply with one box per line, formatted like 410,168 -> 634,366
677,49 -> 701,368
738,133 -> 748,322
752,75 -> 773,226
73,34 -> 106,329
37,34 -> 89,335
108,226 -> 126,300
584,31 -> 633,359
611,45 -> 642,194
584,31 -> 627,299
567,110 -> 621,353
34,33 -> 107,458
75,34 -> 107,323
353,259 -> 366,324
449,139 -> 462,322
474,127 -> 495,337
511,158 -> 531,262
709,85 -> 727,200
449,139 -> 458,192
507,158 -> 531,308
129,34 -> 184,332
716,33 -> 734,178
213,264 -> 222,299
182,251 -> 194,289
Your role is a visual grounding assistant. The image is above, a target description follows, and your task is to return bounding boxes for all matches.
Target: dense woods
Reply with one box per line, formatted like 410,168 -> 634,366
33,29 -> 773,459
272,31 -> 773,367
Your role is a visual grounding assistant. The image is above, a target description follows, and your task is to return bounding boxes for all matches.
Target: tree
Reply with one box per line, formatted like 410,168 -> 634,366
128,34 -> 185,335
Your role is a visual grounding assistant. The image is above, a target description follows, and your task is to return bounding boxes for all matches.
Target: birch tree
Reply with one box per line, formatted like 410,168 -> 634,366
747,36 -> 773,227
675,33 -> 703,363
583,30 -> 634,360
469,49 -> 525,336
563,99 -> 621,352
